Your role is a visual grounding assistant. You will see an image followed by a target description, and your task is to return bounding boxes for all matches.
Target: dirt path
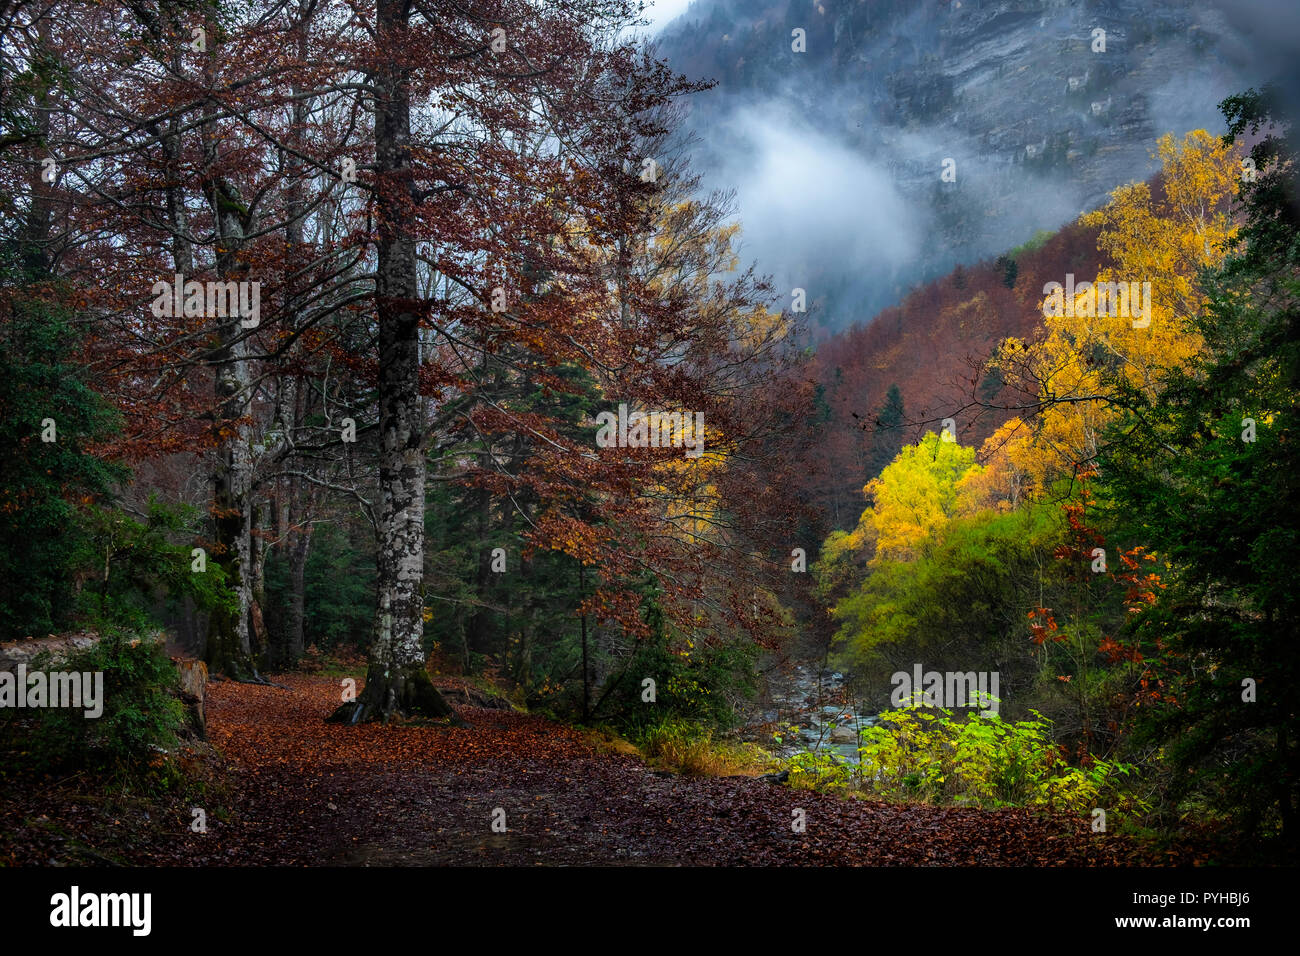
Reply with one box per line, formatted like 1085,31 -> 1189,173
161,675 -> 1170,866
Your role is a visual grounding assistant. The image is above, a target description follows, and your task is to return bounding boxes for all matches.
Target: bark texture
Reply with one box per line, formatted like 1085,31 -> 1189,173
332,0 -> 455,723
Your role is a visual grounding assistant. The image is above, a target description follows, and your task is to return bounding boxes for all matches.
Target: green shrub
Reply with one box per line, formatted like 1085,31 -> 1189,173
786,707 -> 1144,816
612,630 -> 759,734
71,498 -> 235,634
785,745 -> 856,791
3,630 -> 188,779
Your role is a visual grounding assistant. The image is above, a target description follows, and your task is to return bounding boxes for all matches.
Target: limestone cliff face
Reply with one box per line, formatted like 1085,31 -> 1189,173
657,0 -> 1257,329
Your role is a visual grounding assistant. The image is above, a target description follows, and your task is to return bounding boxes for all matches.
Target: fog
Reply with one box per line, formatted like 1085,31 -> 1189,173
653,0 -> 1282,331
716,106 -> 921,288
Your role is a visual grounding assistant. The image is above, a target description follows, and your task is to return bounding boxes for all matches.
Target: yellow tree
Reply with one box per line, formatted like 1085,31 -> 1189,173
955,418 -> 1040,512
863,432 -> 981,564
813,432 -> 982,615
993,130 -> 1242,482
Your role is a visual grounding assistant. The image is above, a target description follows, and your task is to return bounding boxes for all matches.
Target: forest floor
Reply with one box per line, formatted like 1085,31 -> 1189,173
2,674 -> 1203,866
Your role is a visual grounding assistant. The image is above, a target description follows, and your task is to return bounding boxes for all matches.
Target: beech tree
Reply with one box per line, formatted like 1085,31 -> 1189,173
311,0 -> 707,721
3,0 -> 808,725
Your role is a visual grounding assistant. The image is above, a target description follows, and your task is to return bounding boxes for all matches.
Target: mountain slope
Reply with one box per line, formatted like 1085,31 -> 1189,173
656,0 -> 1257,332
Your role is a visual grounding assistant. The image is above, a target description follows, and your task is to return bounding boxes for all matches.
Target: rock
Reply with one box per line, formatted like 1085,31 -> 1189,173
759,770 -> 790,784
0,632 -> 100,671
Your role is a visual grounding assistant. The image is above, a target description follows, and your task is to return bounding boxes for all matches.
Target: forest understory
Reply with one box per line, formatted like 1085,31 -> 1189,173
1,673 -> 1228,867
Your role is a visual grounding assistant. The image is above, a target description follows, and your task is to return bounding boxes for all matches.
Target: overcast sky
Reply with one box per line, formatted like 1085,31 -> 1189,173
642,0 -> 694,32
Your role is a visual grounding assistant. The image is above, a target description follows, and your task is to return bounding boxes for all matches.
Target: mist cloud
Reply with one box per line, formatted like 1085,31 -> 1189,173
658,0 -> 1274,330
716,106 -> 921,296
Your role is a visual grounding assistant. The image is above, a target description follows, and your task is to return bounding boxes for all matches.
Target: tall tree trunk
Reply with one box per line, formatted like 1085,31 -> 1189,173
333,0 -> 455,723
206,283 -> 256,678
202,118 -> 257,678
465,484 -> 493,657
249,500 -> 270,657
275,3 -> 313,671
580,562 -> 590,722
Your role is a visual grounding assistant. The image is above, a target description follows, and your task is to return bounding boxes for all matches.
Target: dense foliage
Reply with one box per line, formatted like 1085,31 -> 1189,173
1101,86 -> 1300,839
1,631 -> 188,778
811,99 -> 1300,847
0,294 -> 125,639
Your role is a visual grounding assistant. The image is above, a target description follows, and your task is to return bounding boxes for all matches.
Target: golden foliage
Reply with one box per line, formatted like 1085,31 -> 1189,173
992,130 -> 1242,484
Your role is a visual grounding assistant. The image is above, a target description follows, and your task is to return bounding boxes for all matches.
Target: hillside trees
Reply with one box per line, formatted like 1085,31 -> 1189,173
802,219 -> 1105,534
1102,88 -> 1300,839
815,126 -> 1265,771
864,383 -> 905,479
988,130 -> 1242,485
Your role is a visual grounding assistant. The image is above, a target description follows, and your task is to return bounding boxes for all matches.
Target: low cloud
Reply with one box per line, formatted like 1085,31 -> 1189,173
715,106 -> 921,295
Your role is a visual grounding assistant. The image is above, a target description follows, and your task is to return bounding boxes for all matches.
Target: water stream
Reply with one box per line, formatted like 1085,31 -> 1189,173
743,663 -> 880,763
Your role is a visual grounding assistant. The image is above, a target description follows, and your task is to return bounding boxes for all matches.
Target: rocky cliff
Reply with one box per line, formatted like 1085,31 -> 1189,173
656,0 -> 1259,331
